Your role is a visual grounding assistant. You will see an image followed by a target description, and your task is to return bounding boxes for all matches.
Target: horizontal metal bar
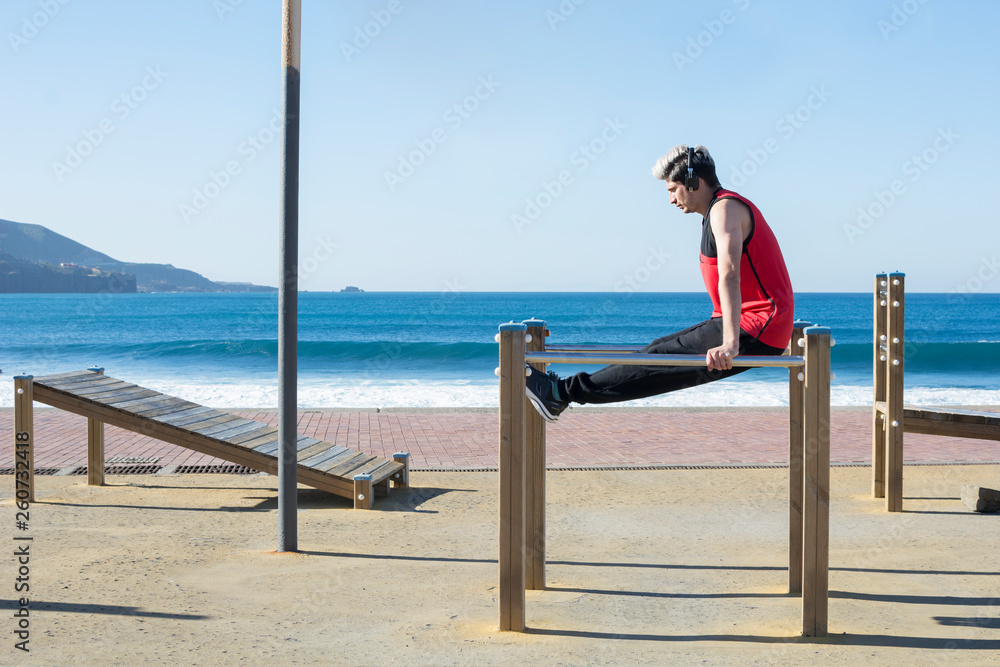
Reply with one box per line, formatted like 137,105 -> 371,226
525,351 -> 805,368
544,344 -> 645,352
880,344 -> 888,353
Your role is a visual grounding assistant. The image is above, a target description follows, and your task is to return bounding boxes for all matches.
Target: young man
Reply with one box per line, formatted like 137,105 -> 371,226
526,144 -> 795,422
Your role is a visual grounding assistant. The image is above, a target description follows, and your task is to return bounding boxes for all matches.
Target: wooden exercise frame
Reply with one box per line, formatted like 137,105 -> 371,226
872,272 -> 1000,512
497,319 -> 832,637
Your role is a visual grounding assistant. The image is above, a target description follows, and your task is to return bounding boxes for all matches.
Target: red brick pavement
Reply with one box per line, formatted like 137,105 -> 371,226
3,407 -> 999,470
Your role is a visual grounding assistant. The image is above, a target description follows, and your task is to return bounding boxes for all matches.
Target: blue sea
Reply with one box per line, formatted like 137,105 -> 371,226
2,292 -> 999,408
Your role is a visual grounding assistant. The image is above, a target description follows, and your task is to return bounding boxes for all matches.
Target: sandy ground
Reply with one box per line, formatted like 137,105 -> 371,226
2,465 -> 1000,666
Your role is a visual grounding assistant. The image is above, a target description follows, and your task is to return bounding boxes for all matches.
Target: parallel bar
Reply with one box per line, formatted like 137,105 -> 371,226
801,327 -> 831,637
523,319 -> 547,591
526,351 -> 804,368
499,319 -> 832,636
544,344 -> 644,352
787,321 -> 809,595
498,324 -> 526,632
872,274 -> 888,498
14,376 -> 34,503
885,273 -> 905,512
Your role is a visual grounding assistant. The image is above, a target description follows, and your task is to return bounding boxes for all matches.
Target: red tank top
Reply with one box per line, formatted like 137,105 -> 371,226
698,188 -> 794,349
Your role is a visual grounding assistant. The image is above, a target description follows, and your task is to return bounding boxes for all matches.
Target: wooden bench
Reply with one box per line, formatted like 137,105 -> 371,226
872,273 -> 1000,511
12,369 -> 410,509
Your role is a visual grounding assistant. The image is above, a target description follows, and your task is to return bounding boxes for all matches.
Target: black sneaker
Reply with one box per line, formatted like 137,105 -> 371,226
524,364 -> 569,422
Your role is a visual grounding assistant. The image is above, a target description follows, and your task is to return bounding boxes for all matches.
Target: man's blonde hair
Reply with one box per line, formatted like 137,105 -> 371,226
651,144 -> 719,186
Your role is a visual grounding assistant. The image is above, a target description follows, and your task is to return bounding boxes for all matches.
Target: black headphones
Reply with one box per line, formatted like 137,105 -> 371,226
685,146 -> 700,191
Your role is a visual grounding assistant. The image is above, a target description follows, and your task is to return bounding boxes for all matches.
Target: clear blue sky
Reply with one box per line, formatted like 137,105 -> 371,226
3,1 -> 998,293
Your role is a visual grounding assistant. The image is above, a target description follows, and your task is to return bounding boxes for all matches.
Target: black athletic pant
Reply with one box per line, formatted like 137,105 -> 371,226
558,317 -> 786,405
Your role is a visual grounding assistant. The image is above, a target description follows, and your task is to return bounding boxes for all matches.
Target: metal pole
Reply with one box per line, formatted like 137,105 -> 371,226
278,0 -> 302,553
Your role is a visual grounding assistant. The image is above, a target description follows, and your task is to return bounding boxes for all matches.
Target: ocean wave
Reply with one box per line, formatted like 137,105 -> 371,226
831,341 -> 1000,372
4,378 -> 997,410
6,340 -> 499,366
11,339 -> 1000,373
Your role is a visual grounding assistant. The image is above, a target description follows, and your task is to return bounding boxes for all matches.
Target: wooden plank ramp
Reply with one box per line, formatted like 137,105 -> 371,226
30,369 -> 409,509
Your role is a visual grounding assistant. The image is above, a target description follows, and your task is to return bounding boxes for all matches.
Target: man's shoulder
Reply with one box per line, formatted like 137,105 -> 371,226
709,196 -> 752,225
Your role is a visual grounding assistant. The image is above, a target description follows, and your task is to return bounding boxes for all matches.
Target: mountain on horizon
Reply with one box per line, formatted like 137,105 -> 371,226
0,218 -> 275,292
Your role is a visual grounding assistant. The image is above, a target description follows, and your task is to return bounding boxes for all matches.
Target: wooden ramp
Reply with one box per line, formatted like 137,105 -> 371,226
22,369 -> 409,509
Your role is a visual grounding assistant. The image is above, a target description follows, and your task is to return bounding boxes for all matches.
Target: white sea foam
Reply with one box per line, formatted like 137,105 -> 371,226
6,378 -> 997,409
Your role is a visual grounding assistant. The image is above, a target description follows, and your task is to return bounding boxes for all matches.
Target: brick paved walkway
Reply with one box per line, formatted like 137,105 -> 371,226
3,407 -> 999,471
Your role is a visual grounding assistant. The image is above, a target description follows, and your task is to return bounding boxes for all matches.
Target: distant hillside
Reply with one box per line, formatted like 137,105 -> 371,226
0,218 -> 275,292
0,253 -> 137,294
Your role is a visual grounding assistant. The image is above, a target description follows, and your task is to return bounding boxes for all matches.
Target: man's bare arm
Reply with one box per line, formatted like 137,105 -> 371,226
706,199 -> 750,371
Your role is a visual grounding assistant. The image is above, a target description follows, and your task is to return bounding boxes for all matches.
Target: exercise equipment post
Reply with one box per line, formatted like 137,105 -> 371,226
496,323 -> 832,636
870,271 -> 1000,512
497,322 -> 527,631
872,272 -> 905,511
14,375 -> 34,503
800,325 -> 832,637
522,318 -> 548,591
787,320 -> 811,595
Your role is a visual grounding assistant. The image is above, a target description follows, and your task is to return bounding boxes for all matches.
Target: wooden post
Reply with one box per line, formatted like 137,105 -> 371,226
872,274 -> 888,498
353,473 -> 373,510
522,318 -> 547,591
87,367 -> 106,486
14,376 -> 34,503
497,322 -> 527,631
87,419 -> 105,486
801,326 -> 830,637
787,321 -> 810,595
885,273 -> 905,512
392,452 -> 410,489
